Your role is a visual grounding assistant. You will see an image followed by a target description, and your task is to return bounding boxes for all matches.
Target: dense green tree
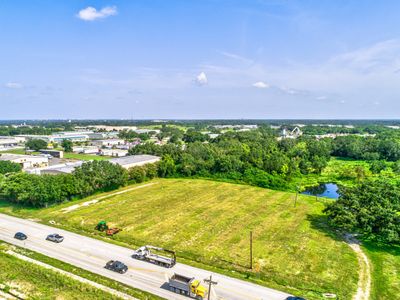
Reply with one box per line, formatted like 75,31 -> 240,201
158,155 -> 176,177
0,161 -> 22,174
73,161 -> 128,194
369,160 -> 388,174
182,130 -> 207,143
128,166 -> 146,183
324,179 -> 400,244
26,139 -> 47,151
61,139 -> 73,152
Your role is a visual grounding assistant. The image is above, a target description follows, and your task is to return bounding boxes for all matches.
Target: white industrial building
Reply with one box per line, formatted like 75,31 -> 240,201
17,131 -> 93,143
26,161 -> 84,175
0,153 -> 49,169
92,139 -> 125,148
100,149 -> 128,157
110,155 -> 160,169
0,137 -> 20,150
72,146 -> 99,154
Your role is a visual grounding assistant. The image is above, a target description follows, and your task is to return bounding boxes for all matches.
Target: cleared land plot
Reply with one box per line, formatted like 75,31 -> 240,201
2,179 -> 359,299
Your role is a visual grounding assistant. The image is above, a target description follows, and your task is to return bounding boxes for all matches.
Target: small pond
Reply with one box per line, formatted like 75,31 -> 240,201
302,183 -> 340,199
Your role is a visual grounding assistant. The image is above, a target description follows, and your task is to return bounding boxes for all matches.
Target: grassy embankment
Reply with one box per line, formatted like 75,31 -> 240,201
0,241 -> 161,300
0,244 -> 122,300
0,179 -> 358,299
362,242 -> 400,300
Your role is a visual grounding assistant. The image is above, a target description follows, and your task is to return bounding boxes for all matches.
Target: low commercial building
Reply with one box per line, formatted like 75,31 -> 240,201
72,146 -> 99,154
39,149 -> 64,158
92,139 -> 125,148
0,137 -> 20,150
90,125 -> 138,132
110,155 -> 160,169
27,161 -> 84,175
100,149 -> 128,157
88,132 -> 119,140
134,129 -> 161,134
0,153 -> 48,169
17,131 -> 92,143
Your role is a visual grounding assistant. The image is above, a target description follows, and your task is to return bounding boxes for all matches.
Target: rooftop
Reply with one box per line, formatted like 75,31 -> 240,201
109,155 -> 160,166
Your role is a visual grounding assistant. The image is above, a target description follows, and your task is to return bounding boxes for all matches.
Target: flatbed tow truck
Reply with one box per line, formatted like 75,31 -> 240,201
132,245 -> 176,268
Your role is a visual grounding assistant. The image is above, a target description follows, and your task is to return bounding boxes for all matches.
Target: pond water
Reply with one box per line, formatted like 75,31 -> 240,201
302,183 -> 340,199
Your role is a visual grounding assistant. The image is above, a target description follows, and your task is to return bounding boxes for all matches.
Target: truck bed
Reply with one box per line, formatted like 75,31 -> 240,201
169,273 -> 192,291
147,253 -> 174,264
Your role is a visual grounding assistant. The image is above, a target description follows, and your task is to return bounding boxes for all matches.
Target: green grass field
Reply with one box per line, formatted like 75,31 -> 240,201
362,242 -> 400,300
0,245 -> 121,299
0,179 -> 359,299
62,152 -> 110,161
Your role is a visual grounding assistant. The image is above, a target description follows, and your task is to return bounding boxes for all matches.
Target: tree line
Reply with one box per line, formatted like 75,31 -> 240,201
325,179 -> 400,244
130,128 -> 332,190
0,160 -> 158,207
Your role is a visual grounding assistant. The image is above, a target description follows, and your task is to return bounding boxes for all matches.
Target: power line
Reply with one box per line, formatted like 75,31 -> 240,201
204,275 -> 218,300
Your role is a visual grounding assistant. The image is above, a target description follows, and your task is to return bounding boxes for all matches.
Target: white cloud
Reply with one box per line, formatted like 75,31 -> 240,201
195,72 -> 208,86
252,81 -> 269,89
4,82 -> 23,89
77,6 -> 117,21
316,95 -> 327,100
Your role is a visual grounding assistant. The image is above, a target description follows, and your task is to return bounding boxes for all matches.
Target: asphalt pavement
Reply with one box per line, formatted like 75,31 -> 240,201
0,213 -> 291,300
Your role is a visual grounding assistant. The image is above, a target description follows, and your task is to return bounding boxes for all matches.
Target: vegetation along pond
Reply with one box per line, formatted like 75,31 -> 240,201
302,183 -> 340,199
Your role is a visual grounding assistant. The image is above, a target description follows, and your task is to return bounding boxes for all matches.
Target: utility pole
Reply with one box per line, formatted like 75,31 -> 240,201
250,230 -> 253,270
294,185 -> 300,207
204,275 -> 217,300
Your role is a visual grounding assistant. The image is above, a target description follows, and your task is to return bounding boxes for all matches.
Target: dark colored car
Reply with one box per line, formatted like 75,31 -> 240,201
286,297 -> 306,300
105,260 -> 128,274
46,233 -> 64,243
14,232 -> 27,240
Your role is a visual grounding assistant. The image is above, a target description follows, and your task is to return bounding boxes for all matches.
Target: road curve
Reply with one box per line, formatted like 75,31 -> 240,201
0,213 -> 291,300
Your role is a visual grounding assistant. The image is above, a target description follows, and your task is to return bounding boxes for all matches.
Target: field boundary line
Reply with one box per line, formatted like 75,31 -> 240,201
61,182 -> 157,213
5,250 -> 138,300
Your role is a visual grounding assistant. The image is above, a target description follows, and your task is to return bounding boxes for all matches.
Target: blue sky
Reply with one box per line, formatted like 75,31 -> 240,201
1,0 -> 400,119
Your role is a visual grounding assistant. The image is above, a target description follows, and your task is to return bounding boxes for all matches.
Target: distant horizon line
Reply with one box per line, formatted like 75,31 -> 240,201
2,118 -> 400,122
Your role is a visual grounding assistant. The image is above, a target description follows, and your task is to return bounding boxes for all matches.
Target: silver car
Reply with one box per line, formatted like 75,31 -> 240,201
46,233 -> 64,243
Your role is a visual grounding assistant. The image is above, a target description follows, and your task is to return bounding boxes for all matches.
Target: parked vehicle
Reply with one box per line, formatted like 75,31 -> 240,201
286,297 -> 306,300
132,245 -> 176,268
46,233 -> 64,243
168,273 -> 207,299
104,260 -> 128,274
95,220 -> 108,231
14,232 -> 27,240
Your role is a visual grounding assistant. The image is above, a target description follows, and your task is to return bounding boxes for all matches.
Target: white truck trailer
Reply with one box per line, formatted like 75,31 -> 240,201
131,245 -> 176,268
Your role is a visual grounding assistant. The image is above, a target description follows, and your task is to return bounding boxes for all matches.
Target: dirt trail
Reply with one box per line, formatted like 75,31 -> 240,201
61,182 -> 157,213
5,250 -> 137,300
344,234 -> 371,300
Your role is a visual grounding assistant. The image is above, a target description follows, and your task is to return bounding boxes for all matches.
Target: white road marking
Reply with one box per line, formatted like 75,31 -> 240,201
0,213 -> 291,300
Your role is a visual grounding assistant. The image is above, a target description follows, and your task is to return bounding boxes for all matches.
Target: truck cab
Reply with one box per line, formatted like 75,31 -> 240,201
190,279 -> 207,299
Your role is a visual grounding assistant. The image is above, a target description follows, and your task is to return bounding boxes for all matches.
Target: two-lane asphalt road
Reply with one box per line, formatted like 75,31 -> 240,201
0,213 -> 291,300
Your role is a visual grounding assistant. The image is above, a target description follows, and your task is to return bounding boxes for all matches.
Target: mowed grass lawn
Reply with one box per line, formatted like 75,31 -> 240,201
62,152 -> 110,161
3,179 -> 359,299
0,248 -> 121,299
363,242 -> 400,300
